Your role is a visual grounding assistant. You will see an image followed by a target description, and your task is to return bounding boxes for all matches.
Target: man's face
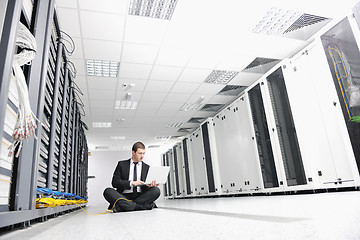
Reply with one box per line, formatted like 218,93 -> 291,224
132,148 -> 145,162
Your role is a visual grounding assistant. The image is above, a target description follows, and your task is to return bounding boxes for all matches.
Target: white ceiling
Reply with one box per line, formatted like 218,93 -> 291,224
54,0 -> 358,150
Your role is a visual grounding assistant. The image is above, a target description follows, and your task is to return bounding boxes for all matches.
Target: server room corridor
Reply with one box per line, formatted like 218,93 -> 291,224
3,1 -> 360,239
1,191 -> 360,240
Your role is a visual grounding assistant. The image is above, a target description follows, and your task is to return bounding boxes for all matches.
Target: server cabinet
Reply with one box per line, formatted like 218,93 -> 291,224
320,16 -> 360,179
265,67 -> 307,188
173,142 -> 186,197
167,149 -> 176,198
212,96 -> 263,194
281,36 -> 360,189
188,128 -> 209,195
248,83 -> 281,190
161,153 -> 169,197
181,138 -> 193,196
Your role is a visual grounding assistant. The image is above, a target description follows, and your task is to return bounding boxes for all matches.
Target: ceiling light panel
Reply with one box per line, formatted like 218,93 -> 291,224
86,59 -> 119,77
110,136 -> 126,140
115,100 -> 138,110
252,7 -> 302,36
129,0 -> 178,20
155,136 -> 172,140
92,122 -> 112,128
205,70 -> 239,84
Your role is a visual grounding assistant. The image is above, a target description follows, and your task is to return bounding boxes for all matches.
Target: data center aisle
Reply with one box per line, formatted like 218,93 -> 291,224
1,191 -> 360,240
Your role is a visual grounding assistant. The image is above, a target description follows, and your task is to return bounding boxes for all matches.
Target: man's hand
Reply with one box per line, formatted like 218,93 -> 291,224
146,180 -> 160,188
132,180 -> 145,186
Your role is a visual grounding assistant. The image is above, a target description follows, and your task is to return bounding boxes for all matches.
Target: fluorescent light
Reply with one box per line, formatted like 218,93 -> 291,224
205,70 -> 238,84
110,136 -> 126,140
167,123 -> 184,128
251,7 -> 302,35
115,100 -> 138,110
155,136 -> 172,140
180,103 -> 204,111
86,59 -> 119,77
92,122 -> 112,128
128,0 -> 178,20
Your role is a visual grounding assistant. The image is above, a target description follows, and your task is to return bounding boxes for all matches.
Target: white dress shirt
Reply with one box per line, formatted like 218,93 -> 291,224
123,160 -> 142,194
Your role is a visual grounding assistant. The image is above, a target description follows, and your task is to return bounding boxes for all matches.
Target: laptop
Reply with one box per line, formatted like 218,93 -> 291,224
142,166 -> 170,185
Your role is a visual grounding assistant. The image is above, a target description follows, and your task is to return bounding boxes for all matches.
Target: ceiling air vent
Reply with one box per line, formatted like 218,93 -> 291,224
178,128 -> 193,133
283,13 -> 330,34
148,145 -> 160,148
218,85 -> 247,96
242,57 -> 280,74
200,104 -> 225,112
187,117 -> 206,123
155,136 -> 172,140
205,70 -> 239,84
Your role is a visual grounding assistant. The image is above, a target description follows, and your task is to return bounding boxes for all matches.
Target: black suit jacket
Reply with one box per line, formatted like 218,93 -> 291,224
111,159 -> 150,193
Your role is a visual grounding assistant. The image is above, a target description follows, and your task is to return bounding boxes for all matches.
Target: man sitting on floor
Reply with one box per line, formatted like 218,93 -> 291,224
103,142 -> 160,212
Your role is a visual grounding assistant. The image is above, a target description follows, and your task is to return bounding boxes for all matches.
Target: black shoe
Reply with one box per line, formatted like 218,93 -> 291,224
112,205 -> 122,213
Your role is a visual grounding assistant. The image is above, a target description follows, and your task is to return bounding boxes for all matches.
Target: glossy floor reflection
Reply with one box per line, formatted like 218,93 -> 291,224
1,191 -> 360,240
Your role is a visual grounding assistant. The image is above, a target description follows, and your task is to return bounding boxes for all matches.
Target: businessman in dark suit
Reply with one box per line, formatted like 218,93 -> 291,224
103,142 -> 160,212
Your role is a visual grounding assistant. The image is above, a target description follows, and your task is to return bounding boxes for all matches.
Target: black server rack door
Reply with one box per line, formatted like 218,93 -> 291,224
165,152 -> 172,196
248,84 -> 279,188
162,154 -> 168,196
267,68 -> 307,186
182,138 -> 192,195
172,146 -> 181,195
201,123 -> 216,193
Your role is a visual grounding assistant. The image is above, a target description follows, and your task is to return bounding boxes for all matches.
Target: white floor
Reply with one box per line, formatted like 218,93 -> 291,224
1,191 -> 360,240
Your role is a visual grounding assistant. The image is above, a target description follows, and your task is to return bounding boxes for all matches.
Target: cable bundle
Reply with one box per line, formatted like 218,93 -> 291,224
8,22 -> 38,157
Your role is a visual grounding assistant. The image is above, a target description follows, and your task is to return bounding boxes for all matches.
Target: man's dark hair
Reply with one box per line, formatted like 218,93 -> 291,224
132,142 -> 145,152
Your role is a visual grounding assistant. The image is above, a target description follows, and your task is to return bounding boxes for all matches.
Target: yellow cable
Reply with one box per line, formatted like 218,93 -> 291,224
75,197 -> 133,216
0,178 -> 11,183
328,47 -> 351,119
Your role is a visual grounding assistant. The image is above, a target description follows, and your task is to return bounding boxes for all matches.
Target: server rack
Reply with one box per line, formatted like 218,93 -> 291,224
212,96 -> 263,194
173,142 -> 186,197
248,83 -> 281,190
161,153 -> 169,197
0,0 -> 88,229
181,138 -> 192,196
188,128 -> 209,195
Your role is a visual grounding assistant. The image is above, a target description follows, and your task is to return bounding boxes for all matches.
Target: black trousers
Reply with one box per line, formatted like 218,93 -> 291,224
103,187 -> 160,212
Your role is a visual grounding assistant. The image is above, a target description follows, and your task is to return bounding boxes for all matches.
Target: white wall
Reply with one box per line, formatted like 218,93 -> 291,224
87,145 -> 172,206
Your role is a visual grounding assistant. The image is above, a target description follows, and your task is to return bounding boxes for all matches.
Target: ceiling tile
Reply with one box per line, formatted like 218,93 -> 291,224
56,8 -> 81,38
155,109 -> 178,117
55,0 -> 78,8
145,80 -> 174,93
159,102 -> 184,110
137,102 -> 162,110
170,82 -> 201,94
90,100 -> 114,109
122,43 -> 159,64
155,47 -> 192,67
83,39 -> 122,61
117,79 -> 148,92
216,54 -> 256,71
186,52 -> 222,69
80,11 -> 125,41
140,92 -> 168,102
118,63 -> 152,79
165,93 -> 191,103
124,16 -> 169,45
194,83 -> 225,95
91,107 -> 114,117
177,68 -> 212,83
149,65 -> 183,81
88,89 -> 116,101
78,0 -> 127,15
87,76 -> 118,90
